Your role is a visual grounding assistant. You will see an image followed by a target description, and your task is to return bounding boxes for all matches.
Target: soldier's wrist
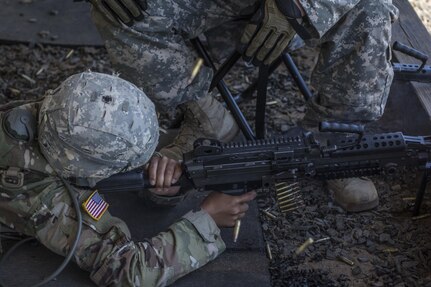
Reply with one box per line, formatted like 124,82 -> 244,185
182,208 -> 221,243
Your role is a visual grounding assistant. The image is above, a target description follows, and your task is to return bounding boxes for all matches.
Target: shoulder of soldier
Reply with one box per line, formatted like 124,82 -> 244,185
0,101 -> 54,176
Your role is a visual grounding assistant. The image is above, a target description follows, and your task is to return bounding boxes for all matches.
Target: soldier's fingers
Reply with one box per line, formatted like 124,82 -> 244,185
236,191 -> 257,204
163,160 -> 176,188
119,0 -> 141,18
148,157 -> 160,186
172,163 -> 182,184
156,157 -> 169,188
156,186 -> 181,196
92,1 -> 118,24
104,0 -> 132,24
164,186 -> 181,196
245,27 -> 270,58
256,30 -> 278,63
264,33 -> 290,66
238,203 -> 249,213
236,213 -> 246,220
240,24 -> 258,47
230,203 -> 249,216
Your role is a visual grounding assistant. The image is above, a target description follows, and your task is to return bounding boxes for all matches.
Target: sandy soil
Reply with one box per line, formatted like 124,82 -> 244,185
409,0 -> 431,33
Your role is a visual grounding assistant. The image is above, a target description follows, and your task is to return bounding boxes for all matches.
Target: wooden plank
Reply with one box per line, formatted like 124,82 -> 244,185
392,0 -> 431,119
0,0 -> 103,46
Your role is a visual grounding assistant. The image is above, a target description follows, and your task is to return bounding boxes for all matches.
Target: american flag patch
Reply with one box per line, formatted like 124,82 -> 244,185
82,191 -> 109,221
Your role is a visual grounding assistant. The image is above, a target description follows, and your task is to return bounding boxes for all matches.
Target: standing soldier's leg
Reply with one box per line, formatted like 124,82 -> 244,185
299,0 -> 399,212
91,0 -> 258,160
304,0 -> 399,122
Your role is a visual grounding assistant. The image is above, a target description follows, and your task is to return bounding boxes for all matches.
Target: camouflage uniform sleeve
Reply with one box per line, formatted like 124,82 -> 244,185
90,208 -> 226,286
28,183 -> 225,287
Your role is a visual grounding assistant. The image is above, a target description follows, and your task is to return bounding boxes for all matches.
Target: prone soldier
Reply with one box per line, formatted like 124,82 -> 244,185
0,71 -> 256,286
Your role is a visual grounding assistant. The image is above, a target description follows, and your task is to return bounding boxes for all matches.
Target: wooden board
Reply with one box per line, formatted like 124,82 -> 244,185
0,0 -> 103,46
392,0 -> 431,119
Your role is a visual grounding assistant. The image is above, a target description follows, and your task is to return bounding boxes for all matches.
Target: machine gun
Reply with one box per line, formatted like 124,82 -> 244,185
96,122 -> 431,215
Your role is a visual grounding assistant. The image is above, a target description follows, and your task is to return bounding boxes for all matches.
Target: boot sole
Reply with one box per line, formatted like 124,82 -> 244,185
334,197 -> 379,213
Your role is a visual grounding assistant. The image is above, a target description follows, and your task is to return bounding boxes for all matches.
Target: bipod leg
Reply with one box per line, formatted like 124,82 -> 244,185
413,168 -> 430,216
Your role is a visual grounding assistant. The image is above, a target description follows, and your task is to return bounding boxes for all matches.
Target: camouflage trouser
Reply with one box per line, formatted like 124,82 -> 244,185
92,0 -> 398,123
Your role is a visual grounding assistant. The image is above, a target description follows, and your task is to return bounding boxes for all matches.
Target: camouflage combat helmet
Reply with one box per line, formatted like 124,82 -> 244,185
38,72 -> 159,187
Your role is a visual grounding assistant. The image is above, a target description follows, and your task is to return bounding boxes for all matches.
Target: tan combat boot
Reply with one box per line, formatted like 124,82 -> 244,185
327,177 -> 379,212
160,95 -> 239,160
301,109 -> 379,212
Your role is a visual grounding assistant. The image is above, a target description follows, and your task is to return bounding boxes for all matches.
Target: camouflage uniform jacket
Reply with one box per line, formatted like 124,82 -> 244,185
0,102 -> 226,286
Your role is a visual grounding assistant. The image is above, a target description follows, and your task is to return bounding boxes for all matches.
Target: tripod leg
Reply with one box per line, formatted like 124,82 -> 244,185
240,57 -> 283,100
282,53 -> 313,102
190,38 -> 256,140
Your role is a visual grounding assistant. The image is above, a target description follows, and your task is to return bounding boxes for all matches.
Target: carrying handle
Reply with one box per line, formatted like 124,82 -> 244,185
393,41 -> 428,71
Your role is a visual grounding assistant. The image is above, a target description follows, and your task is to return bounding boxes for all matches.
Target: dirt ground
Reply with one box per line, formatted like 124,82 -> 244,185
1,2 -> 431,286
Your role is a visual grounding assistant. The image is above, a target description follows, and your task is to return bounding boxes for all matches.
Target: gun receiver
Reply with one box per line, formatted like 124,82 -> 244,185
183,132 -> 431,192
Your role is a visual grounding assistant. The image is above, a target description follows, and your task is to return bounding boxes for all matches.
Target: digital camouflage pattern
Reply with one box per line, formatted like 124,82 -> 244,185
38,72 -> 159,187
92,0 -> 398,122
300,0 -> 399,123
0,73 -> 226,287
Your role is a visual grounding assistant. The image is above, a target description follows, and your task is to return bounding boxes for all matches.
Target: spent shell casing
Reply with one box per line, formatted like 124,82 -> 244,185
314,237 -> 331,244
262,210 -> 277,220
188,58 -> 204,84
383,248 -> 399,253
233,219 -> 241,243
279,200 -> 304,209
295,238 -> 314,255
338,256 -> 355,266
65,49 -> 74,60
266,242 -> 273,260
281,204 -> 304,213
412,213 -> 431,221
402,197 -> 416,201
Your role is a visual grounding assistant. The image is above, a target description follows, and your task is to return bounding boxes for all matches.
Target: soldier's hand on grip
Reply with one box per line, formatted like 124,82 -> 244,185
147,155 -> 182,196
200,192 -> 257,227
89,0 -> 147,26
